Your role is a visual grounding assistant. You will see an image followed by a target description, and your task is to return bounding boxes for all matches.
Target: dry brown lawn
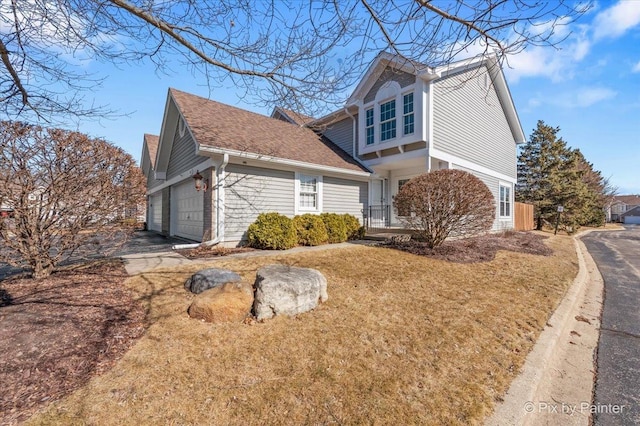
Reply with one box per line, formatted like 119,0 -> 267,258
27,235 -> 578,425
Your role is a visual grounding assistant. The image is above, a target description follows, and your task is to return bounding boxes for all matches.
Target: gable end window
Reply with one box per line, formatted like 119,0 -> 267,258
379,100 -> 396,142
295,173 -> 323,214
403,93 -> 414,135
499,184 -> 511,217
365,108 -> 374,145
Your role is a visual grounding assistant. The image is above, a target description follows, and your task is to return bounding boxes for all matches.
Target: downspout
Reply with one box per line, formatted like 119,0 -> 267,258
426,78 -> 434,172
172,153 -> 229,250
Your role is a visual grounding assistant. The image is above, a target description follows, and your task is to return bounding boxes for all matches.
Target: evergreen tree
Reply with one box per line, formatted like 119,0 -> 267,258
516,121 -> 594,232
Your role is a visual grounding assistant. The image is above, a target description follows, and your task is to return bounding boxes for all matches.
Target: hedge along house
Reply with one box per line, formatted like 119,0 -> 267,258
143,89 -> 370,247
142,52 -> 525,245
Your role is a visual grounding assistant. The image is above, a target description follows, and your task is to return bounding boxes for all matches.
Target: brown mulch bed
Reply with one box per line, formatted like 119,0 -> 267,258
177,245 -> 256,259
381,231 -> 553,262
0,260 -> 146,426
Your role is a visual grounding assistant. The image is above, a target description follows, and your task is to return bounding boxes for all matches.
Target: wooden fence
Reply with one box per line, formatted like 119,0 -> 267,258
514,202 -> 535,231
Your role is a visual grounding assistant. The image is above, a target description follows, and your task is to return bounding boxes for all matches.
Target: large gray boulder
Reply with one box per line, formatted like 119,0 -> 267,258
184,268 -> 242,294
253,264 -> 328,320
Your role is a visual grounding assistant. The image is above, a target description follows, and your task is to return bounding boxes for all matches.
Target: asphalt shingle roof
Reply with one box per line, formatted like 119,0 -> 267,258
143,134 -> 159,168
613,195 -> 640,206
170,89 -> 367,173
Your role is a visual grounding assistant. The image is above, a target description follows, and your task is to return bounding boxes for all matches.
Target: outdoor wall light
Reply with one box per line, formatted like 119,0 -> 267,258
192,170 -> 208,192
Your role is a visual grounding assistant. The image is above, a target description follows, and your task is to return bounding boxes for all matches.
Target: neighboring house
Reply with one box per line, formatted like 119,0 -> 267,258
620,205 -> 640,225
608,195 -> 640,222
142,52 -> 524,245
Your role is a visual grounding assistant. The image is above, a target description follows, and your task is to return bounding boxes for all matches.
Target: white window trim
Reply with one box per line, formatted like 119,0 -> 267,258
294,172 -> 323,215
498,182 -> 512,219
402,91 -> 415,136
379,98 -> 397,142
365,107 -> 375,145
358,80 -> 419,154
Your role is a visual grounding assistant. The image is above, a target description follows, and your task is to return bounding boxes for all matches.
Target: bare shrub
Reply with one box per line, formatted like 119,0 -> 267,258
0,121 -> 145,278
393,170 -> 495,248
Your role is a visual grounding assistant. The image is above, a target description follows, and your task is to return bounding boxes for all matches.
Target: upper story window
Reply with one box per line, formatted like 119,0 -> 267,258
365,108 -> 374,145
403,93 -> 414,135
380,99 -> 396,142
499,184 -> 511,217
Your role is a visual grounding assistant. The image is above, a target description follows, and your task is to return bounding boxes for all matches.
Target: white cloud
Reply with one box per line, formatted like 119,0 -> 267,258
574,87 -> 617,107
547,87 -> 617,108
593,1 -> 640,39
633,61 -> 640,73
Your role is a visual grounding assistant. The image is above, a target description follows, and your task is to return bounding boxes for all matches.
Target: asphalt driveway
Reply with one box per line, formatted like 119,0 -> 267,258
0,231 -> 182,281
582,225 -> 640,425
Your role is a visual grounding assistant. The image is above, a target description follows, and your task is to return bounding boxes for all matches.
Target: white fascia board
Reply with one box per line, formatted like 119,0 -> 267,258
486,56 -> 526,144
197,145 -> 371,178
146,158 -> 214,195
154,90 -> 175,174
346,52 -> 422,105
308,107 -> 351,127
434,55 -> 487,78
430,148 -> 516,184
362,148 -> 428,168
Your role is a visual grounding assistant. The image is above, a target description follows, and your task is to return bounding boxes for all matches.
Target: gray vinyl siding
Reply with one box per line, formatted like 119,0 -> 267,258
451,164 -> 513,231
167,129 -> 203,180
322,117 -> 355,156
323,177 -> 368,223
224,164 -> 295,242
433,66 -> 517,178
364,66 -> 416,103
147,172 -> 163,190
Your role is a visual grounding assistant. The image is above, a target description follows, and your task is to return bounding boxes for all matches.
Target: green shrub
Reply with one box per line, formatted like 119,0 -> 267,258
293,214 -> 328,246
247,212 -> 297,250
342,214 -> 363,240
320,213 -> 348,243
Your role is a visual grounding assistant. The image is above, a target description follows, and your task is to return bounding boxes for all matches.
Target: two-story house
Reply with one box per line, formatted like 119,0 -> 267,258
142,52 -> 525,246
608,195 -> 640,222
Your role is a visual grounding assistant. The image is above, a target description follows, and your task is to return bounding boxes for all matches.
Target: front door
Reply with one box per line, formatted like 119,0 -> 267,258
369,179 -> 388,228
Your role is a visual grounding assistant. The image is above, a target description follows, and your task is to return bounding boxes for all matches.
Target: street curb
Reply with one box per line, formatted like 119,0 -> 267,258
486,233 -> 601,425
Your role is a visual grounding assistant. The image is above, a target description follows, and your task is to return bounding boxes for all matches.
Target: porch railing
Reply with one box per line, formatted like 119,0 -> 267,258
364,205 -> 391,232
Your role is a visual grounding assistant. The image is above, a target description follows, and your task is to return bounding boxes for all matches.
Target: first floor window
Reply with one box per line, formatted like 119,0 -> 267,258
299,174 -> 319,210
500,184 -> 511,217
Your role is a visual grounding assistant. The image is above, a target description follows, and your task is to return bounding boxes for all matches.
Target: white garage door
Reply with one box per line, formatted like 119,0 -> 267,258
624,215 -> 640,224
148,192 -> 162,232
172,179 -> 203,241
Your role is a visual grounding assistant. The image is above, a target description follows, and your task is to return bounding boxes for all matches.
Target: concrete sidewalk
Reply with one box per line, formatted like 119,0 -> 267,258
121,240 -> 376,276
487,230 -> 610,425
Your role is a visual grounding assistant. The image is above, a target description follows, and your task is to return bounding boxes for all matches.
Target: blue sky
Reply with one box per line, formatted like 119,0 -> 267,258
76,1 -> 640,195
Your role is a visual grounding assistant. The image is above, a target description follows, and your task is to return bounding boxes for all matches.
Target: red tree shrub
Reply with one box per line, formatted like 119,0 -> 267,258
392,170 -> 495,248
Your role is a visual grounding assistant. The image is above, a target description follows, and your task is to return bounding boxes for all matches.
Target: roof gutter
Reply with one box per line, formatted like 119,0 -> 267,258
197,145 -> 370,178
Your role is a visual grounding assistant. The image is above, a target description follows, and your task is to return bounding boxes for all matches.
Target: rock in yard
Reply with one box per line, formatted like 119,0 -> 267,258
253,264 -> 328,320
184,268 -> 241,294
188,282 -> 253,323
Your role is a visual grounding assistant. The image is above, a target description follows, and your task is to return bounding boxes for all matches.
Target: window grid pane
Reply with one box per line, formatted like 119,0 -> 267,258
403,93 -> 414,135
404,114 -> 414,135
380,100 -> 396,142
381,120 -> 396,141
499,185 -> 511,217
299,174 -> 318,210
365,108 -> 374,145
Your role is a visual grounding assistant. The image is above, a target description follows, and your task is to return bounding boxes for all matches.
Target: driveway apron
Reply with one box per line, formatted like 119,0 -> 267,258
582,226 -> 640,425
